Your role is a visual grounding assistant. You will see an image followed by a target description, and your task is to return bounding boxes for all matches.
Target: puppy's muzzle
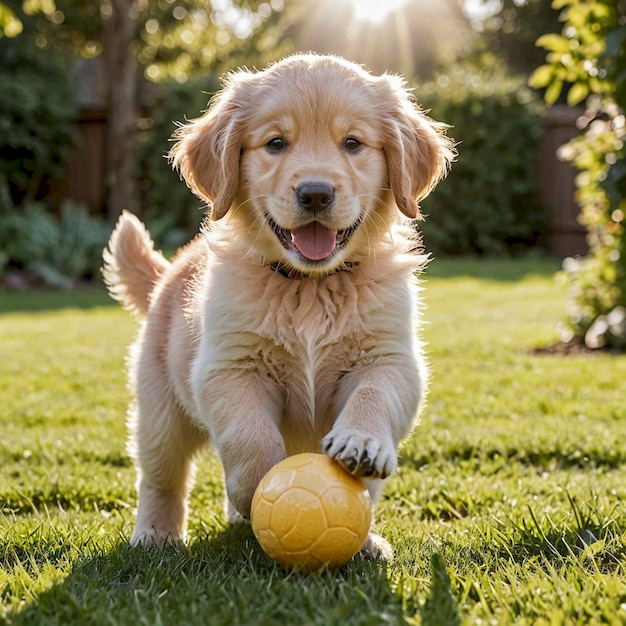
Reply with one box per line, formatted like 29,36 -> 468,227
296,182 -> 335,214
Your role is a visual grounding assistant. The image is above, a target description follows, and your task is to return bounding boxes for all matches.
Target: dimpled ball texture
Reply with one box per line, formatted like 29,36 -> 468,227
251,453 -> 372,573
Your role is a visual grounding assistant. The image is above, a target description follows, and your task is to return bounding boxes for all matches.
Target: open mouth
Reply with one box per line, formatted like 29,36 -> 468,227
266,215 -> 360,263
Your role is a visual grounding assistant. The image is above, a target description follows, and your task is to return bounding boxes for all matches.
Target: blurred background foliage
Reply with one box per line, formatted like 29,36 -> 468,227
0,26 -> 76,209
530,0 -> 626,350
0,0 -> 551,249
0,0 -> 624,350
419,56 -> 545,255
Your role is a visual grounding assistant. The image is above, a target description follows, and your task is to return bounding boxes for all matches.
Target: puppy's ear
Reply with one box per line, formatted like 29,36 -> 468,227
379,78 -> 456,219
170,77 -> 248,220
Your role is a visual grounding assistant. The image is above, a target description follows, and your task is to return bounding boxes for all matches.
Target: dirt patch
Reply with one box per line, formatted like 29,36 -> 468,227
531,341 -> 620,356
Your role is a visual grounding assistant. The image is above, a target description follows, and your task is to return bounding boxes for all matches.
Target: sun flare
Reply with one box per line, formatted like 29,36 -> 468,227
347,0 -> 411,23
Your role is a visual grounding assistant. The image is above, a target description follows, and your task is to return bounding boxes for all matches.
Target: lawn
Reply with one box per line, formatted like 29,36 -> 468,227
1,256 -> 626,625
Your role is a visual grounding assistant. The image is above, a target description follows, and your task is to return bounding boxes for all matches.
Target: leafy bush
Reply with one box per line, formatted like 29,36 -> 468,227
531,0 -> 626,350
134,76 -> 220,246
3,201 -> 110,288
417,58 -> 547,255
0,31 -> 76,211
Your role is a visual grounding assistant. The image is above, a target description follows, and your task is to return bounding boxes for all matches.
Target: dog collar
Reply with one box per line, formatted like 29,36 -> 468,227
268,261 -> 359,280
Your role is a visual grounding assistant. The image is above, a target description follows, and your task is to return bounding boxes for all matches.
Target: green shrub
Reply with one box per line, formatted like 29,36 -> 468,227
555,113 -> 625,350
417,59 -> 547,255
0,32 -> 76,211
531,0 -> 626,350
134,76 -> 220,246
3,201 -> 110,288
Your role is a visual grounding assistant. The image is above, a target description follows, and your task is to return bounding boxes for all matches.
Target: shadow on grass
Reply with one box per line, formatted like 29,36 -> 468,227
0,255 -> 562,316
425,254 -> 561,282
0,287 -> 114,314
422,553 -> 461,626
401,438 -> 626,476
5,522 -> 465,625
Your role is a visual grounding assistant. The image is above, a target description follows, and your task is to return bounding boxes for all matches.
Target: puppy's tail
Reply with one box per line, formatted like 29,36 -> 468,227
102,211 -> 170,316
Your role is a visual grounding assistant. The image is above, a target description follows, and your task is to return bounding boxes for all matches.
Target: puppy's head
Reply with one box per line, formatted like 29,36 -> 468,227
171,54 -> 454,274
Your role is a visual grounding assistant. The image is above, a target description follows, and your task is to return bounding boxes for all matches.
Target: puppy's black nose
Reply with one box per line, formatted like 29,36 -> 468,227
296,182 -> 335,213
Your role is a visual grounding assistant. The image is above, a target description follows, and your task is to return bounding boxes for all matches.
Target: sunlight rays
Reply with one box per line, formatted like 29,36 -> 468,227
347,0 -> 411,24
292,0 -> 467,82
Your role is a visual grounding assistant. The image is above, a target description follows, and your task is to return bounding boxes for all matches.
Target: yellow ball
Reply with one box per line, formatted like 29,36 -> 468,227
251,453 -> 372,573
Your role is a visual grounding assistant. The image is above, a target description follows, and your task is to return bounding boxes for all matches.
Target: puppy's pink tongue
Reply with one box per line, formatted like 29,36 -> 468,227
291,222 -> 336,261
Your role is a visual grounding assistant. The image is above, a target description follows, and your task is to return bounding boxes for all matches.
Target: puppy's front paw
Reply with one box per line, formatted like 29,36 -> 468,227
322,428 -> 397,479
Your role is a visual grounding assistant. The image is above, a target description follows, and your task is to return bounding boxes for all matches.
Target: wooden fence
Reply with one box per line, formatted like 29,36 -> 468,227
52,108 -> 107,214
55,104 -> 589,259
537,105 -> 588,258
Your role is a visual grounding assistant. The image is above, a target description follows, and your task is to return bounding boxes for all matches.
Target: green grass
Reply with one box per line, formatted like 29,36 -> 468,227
1,257 -> 626,625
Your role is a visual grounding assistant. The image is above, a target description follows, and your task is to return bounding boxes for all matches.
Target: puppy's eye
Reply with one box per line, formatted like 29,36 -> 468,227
344,137 -> 362,152
266,137 -> 287,153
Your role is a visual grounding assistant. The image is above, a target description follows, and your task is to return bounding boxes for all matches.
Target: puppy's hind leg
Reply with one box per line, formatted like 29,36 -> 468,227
129,388 -> 204,548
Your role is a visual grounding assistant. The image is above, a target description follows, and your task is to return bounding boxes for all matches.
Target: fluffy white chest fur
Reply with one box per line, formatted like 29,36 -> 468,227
181,232 -> 425,458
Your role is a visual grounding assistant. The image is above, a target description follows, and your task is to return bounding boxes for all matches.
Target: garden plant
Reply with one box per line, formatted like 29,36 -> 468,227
531,0 -> 626,351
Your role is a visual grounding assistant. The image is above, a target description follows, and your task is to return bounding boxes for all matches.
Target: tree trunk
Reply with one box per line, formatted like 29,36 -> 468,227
102,0 -> 139,220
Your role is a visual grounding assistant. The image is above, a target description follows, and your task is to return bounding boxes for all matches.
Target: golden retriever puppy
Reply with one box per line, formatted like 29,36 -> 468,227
103,53 -> 454,559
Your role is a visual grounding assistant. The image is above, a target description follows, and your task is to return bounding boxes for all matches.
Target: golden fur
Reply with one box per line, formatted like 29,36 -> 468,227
103,54 -> 454,558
